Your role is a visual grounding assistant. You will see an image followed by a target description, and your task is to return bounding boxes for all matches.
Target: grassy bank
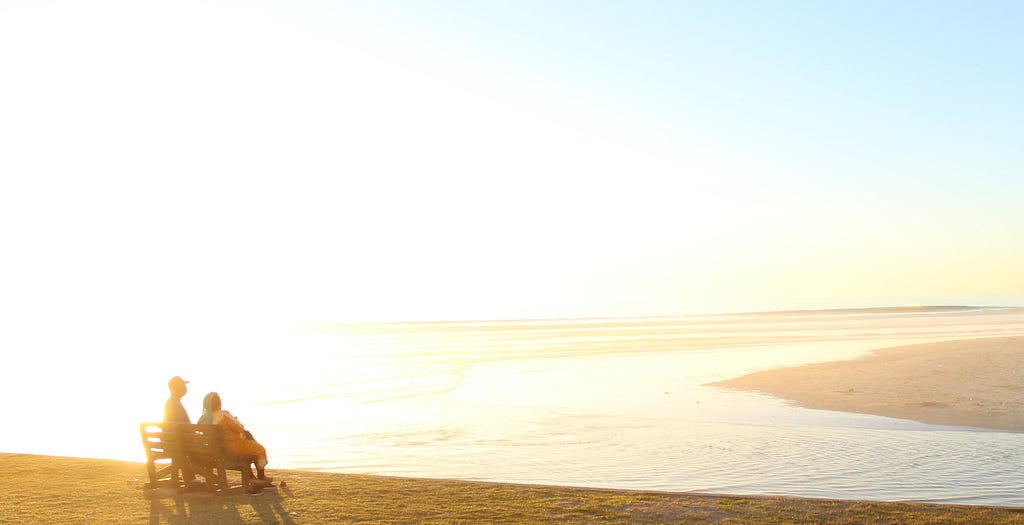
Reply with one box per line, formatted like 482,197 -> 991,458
4,452 -> 1023,524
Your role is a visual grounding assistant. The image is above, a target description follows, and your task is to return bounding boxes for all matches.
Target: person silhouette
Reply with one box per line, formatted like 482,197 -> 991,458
163,376 -> 191,423
161,375 -> 200,486
198,391 -> 271,484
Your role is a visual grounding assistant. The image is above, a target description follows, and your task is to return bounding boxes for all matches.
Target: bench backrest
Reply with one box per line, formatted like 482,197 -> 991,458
140,422 -> 233,463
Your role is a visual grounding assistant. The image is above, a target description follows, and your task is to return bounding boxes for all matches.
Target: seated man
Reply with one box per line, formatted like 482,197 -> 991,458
163,376 -> 191,423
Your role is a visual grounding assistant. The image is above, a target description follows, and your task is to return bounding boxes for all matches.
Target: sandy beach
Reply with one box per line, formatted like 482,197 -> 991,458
711,336 -> 1024,432
4,452 -> 1024,524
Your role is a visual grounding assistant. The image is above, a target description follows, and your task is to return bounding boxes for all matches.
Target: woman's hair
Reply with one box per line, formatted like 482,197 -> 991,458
197,392 -> 222,425
205,392 -> 222,412
208,390 -> 223,411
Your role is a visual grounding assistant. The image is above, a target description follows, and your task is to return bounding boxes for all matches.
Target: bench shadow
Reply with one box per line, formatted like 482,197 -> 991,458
148,489 -> 296,525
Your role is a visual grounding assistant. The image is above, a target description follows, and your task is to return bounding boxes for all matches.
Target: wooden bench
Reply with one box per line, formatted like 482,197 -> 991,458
139,422 -> 257,496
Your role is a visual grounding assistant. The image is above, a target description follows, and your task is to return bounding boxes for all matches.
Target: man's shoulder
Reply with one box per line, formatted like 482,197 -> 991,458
163,398 -> 190,423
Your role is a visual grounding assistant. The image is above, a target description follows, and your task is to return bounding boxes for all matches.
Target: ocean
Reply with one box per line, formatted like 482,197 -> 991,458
6,305 -> 1024,505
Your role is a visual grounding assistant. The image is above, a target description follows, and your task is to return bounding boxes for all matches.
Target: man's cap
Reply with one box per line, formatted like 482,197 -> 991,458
168,376 -> 189,387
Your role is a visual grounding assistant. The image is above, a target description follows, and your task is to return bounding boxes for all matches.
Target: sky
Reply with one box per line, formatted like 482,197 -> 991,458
2,0 -> 1023,335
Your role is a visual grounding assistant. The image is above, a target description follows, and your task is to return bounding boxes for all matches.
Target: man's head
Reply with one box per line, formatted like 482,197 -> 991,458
168,376 -> 189,397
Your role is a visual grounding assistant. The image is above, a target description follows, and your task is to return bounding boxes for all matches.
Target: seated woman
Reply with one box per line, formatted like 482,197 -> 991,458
198,392 -> 271,483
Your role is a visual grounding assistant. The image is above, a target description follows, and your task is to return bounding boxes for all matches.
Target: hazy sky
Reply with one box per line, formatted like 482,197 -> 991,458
2,0 -> 1022,329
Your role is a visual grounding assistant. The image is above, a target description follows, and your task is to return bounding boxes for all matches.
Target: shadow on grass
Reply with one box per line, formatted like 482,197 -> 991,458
148,489 -> 296,525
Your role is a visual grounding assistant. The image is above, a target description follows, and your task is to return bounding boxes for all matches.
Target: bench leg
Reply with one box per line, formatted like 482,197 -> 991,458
242,463 -> 257,493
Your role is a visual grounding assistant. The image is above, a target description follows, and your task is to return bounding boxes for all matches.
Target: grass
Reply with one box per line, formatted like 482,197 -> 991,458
4,452 -> 1024,524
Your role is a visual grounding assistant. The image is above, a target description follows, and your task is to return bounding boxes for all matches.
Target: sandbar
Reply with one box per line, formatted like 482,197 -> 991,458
710,336 -> 1024,432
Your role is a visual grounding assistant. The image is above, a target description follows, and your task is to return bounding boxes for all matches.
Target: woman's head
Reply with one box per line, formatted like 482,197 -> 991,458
203,392 -> 222,413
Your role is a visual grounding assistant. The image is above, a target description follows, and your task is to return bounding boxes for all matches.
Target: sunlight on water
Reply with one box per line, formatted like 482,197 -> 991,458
5,306 -> 1024,505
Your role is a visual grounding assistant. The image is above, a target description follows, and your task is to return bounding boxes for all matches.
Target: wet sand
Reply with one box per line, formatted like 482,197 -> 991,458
710,337 -> 1024,432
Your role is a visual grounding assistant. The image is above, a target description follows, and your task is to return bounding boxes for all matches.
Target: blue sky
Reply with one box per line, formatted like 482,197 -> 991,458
1,0 -> 1022,332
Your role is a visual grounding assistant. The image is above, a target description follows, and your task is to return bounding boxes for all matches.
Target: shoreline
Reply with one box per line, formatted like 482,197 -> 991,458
4,452 -> 1024,523
710,336 -> 1024,432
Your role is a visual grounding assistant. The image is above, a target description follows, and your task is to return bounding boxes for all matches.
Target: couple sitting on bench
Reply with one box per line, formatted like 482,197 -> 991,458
162,376 -> 271,490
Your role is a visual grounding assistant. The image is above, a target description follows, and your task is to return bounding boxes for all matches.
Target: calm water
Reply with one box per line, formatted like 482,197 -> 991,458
6,306 -> 1024,505
255,306 -> 1024,506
